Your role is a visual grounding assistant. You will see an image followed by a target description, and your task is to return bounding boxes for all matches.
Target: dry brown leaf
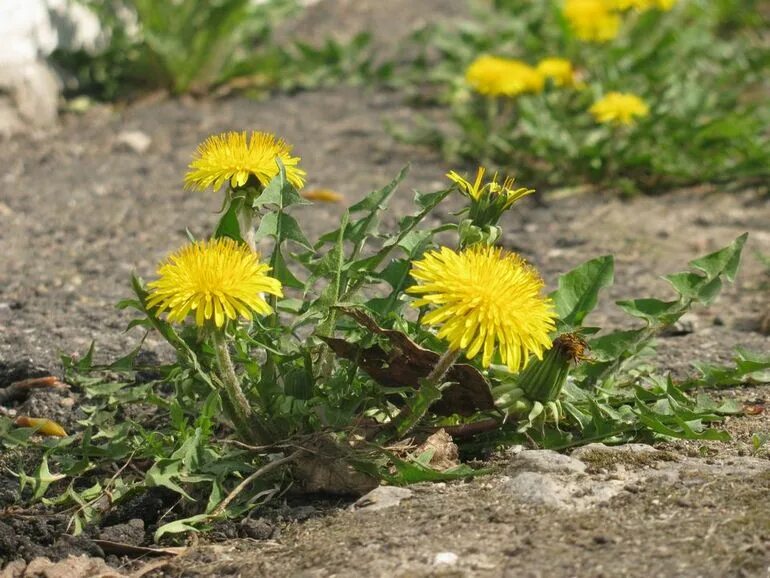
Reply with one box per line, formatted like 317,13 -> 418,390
322,307 -> 495,416
414,429 -> 459,471
14,416 -> 68,437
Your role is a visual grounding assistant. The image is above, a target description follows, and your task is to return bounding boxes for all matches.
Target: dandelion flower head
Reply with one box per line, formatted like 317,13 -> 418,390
147,237 -> 283,328
536,58 -> 580,88
590,92 -> 649,125
447,167 -> 534,210
407,245 -> 556,372
465,55 -> 544,97
184,131 -> 306,192
563,0 -> 621,42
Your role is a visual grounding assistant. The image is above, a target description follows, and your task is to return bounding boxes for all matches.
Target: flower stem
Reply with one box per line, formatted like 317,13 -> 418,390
211,330 -> 268,444
377,347 -> 462,444
426,347 -> 462,385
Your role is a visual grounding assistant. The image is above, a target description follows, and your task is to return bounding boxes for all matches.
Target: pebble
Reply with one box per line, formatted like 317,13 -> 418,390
433,552 -> 459,566
508,449 -> 586,475
114,130 -> 152,154
351,486 -> 413,513
502,472 -> 571,507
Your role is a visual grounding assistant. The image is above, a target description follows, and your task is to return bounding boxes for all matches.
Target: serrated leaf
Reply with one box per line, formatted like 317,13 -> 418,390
214,197 -> 244,242
550,255 -> 614,329
253,159 -> 310,209
689,232 -> 747,282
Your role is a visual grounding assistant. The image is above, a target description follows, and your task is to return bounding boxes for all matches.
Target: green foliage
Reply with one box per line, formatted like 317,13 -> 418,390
53,0 -> 299,98
400,1 -> 770,192
1,160 -> 762,538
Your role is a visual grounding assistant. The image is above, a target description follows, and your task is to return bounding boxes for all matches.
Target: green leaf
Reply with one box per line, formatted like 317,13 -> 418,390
550,255 -> 614,329
155,514 -> 212,541
253,159 -> 310,209
615,298 -> 682,325
214,197 -> 244,242
689,232 -> 747,282
271,246 -> 304,289
317,166 -> 408,246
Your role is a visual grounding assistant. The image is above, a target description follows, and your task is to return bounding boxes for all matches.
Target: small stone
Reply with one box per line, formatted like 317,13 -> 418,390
98,518 -> 145,546
503,472 -> 571,508
240,518 -> 274,540
115,130 -> 152,154
509,450 -> 586,475
433,552 -> 459,566
351,486 -> 413,512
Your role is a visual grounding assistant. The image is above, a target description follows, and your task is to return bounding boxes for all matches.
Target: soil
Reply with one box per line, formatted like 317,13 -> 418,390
1,0 -> 769,576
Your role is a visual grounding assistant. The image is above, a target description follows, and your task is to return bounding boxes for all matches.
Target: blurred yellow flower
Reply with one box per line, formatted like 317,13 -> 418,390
465,55 -> 544,97
407,245 -> 555,372
536,58 -> 579,88
447,166 -> 534,209
590,92 -> 650,125
147,238 -> 283,328
563,0 -> 621,42
185,131 -> 306,192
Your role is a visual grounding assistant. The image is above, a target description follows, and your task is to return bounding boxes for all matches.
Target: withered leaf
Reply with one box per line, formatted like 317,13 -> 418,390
322,307 -> 495,416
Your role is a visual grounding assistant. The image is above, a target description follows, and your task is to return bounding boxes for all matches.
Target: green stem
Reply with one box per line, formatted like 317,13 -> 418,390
377,347 -> 462,443
426,347 -> 462,385
212,330 -> 268,444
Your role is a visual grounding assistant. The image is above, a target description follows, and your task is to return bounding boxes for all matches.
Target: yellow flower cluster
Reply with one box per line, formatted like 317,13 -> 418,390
466,55 -> 581,97
407,245 -> 556,372
590,91 -> 649,125
465,55 -> 544,97
536,58 -> 581,88
563,0 -> 621,42
563,0 -> 675,42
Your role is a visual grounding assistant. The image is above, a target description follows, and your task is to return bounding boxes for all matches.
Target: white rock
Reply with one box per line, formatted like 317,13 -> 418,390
509,449 -> 587,475
115,130 -> 152,154
0,0 -> 103,135
504,472 -> 572,507
433,552 -> 459,566
351,486 -> 413,513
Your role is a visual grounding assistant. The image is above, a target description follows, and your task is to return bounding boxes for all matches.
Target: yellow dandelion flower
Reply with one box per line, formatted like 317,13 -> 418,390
147,237 -> 283,328
465,55 -> 544,97
536,58 -> 579,88
407,245 -> 556,372
447,167 -> 534,208
563,0 -> 621,42
184,131 -> 306,192
590,92 -> 650,125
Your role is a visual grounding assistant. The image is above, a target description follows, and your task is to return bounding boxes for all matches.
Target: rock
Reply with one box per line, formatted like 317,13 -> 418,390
571,443 -> 660,463
98,519 -> 144,546
414,429 -> 459,471
351,486 -> 413,513
0,0 -> 103,136
502,472 -> 572,507
2,555 -> 124,578
114,131 -> 152,154
508,449 -> 586,475
239,518 -> 274,540
433,551 -> 459,566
